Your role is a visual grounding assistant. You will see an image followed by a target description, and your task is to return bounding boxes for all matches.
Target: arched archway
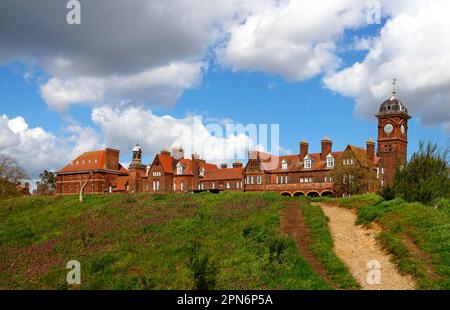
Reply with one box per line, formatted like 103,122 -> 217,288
306,191 -> 320,197
281,192 -> 292,197
320,191 -> 334,197
293,191 -> 305,197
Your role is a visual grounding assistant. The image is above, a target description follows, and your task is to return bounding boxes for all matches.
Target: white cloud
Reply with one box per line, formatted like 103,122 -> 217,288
0,0 -> 253,110
0,114 -> 100,178
324,0 -> 450,132
91,106 -> 256,162
40,62 -> 205,111
217,0 -> 367,81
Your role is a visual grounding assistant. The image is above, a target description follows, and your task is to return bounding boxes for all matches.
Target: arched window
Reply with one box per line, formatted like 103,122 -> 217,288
326,154 -> 334,168
176,162 -> 183,175
281,159 -> 288,170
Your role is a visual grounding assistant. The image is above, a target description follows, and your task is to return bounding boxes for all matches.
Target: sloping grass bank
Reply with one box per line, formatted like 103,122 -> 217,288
0,192 -> 334,289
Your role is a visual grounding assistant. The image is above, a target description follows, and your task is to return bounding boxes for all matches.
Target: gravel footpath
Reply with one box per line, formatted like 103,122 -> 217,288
312,202 -> 416,290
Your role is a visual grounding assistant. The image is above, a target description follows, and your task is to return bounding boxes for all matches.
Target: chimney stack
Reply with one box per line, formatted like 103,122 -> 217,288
300,140 -> 309,159
232,161 -> 243,168
172,146 -> 184,160
221,163 -> 228,169
366,138 -> 375,162
321,137 -> 332,161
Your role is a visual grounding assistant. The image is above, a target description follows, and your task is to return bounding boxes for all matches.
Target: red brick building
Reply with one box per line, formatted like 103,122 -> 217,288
56,148 -> 129,195
56,85 -> 409,197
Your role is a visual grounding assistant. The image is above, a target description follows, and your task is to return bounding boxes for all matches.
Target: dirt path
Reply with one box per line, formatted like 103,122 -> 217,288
312,202 -> 416,290
280,202 -> 335,287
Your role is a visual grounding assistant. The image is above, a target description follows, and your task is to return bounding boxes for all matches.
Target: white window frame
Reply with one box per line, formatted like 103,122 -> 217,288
176,162 -> 183,175
257,175 -> 262,184
304,159 -> 312,169
281,159 -> 288,170
326,156 -> 334,168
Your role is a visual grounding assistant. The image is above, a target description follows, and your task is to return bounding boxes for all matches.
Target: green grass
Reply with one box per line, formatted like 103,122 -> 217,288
0,192 -> 333,289
331,194 -> 450,289
300,202 -> 360,290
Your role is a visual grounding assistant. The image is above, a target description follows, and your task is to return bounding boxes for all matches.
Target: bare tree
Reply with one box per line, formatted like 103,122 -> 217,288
0,154 -> 29,182
79,171 -> 93,203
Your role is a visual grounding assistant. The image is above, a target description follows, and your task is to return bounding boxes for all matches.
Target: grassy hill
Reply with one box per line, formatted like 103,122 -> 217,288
1,192 -> 448,290
0,192 -> 358,289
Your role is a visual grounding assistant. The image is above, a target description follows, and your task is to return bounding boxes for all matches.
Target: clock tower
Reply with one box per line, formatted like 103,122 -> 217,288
376,79 -> 411,186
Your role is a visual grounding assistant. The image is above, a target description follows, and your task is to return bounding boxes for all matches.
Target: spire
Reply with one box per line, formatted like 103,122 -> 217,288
392,78 -> 397,97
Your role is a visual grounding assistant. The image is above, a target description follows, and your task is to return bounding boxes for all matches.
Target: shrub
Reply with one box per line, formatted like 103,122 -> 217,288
0,177 -> 19,200
393,141 -> 449,205
378,185 -> 396,201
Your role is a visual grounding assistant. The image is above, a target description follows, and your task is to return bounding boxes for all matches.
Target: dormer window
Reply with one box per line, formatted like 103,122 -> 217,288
326,154 -> 334,168
281,159 -> 288,170
176,162 -> 183,175
199,167 -> 205,177
303,154 -> 312,169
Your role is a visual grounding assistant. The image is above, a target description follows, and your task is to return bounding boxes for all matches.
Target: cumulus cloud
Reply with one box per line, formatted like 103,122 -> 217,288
0,114 -> 100,178
40,62 -> 206,111
217,0 -> 367,81
1,107 -> 270,178
91,106 -> 258,162
324,0 -> 450,132
0,0 -> 250,110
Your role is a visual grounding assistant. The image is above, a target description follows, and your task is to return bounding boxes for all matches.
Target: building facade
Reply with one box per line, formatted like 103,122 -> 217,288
56,86 -> 410,197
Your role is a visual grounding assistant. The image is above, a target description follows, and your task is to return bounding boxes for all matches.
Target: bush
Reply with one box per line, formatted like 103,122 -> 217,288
378,185 -> 396,201
394,141 -> 449,205
0,178 -> 19,200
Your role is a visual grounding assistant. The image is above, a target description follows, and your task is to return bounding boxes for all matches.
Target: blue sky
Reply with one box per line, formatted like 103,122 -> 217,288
0,1 -> 449,178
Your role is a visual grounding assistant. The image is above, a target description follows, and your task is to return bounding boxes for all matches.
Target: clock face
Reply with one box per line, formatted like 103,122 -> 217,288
384,123 -> 394,134
400,125 -> 405,134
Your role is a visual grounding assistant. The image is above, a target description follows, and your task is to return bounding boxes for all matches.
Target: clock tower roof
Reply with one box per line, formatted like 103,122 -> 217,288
377,79 -> 410,118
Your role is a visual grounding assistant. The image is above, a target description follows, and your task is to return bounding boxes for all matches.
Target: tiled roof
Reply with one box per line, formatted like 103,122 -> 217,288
59,150 -> 106,173
176,159 -> 218,175
156,153 -> 174,173
58,149 -> 128,174
202,167 -> 244,181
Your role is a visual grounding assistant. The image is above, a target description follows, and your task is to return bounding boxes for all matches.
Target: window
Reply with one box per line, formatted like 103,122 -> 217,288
156,181 -> 159,191
173,183 -> 176,191
176,162 -> 183,175
304,159 -> 312,169
199,168 -> 205,177
300,178 -> 304,183
180,182 -> 184,191
326,155 -> 334,168
198,184 -> 202,190
250,176 -> 254,184
276,176 -> 279,184
212,182 -> 215,189
257,175 -> 262,184
381,167 -> 385,175
237,181 -> 240,189
226,182 -> 230,189
153,181 -> 156,191
281,159 -> 288,170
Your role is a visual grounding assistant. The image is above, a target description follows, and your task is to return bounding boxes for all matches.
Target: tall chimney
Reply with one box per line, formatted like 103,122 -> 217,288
366,138 -> 375,162
232,161 -> 243,168
321,137 -> 332,161
300,140 -> 309,159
